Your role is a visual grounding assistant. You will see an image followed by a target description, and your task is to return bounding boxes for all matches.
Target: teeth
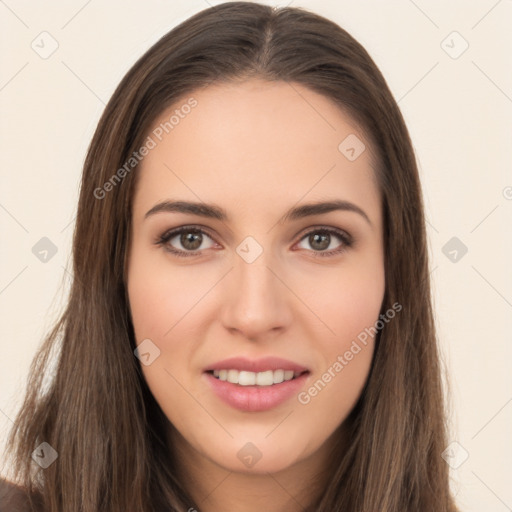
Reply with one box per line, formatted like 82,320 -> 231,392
211,369 -> 301,386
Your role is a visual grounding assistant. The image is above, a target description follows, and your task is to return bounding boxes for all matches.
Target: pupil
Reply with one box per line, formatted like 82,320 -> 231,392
310,233 -> 329,251
182,232 -> 202,250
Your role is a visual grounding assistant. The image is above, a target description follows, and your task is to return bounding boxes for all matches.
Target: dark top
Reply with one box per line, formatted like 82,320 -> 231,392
0,478 -> 42,512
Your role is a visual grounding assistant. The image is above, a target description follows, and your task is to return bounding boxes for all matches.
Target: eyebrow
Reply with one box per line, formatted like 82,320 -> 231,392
144,199 -> 372,226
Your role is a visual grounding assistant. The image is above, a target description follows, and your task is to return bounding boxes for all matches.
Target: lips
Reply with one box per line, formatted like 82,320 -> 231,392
203,356 -> 310,412
203,356 -> 309,374
204,371 -> 309,412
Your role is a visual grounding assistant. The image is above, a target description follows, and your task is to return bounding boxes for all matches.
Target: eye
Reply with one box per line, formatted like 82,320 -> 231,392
155,226 -> 217,257
155,225 -> 353,258
295,227 -> 353,257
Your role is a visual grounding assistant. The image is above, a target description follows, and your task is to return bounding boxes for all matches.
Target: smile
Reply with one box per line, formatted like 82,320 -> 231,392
209,369 -> 305,386
204,370 -> 310,412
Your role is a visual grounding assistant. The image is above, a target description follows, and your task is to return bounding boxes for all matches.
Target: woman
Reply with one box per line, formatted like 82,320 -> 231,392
1,2 -> 459,511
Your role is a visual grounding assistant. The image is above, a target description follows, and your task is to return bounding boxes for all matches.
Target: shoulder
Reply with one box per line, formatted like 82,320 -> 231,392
0,478 -> 43,512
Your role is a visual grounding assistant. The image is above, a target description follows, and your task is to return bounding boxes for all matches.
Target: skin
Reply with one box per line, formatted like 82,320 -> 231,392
126,78 -> 385,512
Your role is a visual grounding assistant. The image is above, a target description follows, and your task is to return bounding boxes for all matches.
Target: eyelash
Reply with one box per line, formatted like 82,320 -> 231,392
155,225 -> 353,259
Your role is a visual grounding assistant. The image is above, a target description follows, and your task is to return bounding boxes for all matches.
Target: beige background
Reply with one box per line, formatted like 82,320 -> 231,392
1,1 -> 511,510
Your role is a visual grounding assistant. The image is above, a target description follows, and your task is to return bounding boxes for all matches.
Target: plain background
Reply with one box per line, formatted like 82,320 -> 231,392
1,0 -> 511,510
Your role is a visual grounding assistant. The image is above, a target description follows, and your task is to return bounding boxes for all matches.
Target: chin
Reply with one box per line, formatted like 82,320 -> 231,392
205,437 -> 311,475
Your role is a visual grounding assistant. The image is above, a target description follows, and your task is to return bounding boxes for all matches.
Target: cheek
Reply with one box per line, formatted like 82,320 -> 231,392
301,251 -> 385,350
296,255 -> 385,404
127,246 -> 220,404
127,249 -> 206,341
127,253 -> 206,424
333,270 -> 384,345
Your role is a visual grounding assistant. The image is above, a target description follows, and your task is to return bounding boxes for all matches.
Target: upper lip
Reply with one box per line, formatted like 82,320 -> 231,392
204,356 -> 309,374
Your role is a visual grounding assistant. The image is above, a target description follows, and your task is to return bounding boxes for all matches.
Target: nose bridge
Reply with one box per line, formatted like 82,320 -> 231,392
221,242 -> 291,338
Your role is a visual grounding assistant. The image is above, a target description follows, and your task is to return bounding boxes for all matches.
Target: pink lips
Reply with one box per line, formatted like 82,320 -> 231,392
203,356 -> 310,412
203,356 -> 309,374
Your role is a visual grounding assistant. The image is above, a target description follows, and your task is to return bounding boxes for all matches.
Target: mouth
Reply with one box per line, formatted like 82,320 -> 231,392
203,356 -> 311,411
205,368 -> 309,387
203,367 -> 311,412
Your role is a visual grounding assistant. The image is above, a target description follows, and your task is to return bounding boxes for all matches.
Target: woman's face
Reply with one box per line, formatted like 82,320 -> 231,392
126,79 -> 385,475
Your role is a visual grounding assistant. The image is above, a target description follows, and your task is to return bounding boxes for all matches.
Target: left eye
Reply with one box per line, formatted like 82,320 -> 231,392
156,226 -> 352,258
295,228 -> 352,257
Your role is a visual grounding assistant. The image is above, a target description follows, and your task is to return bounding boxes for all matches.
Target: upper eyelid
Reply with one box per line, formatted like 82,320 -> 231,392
159,225 -> 217,243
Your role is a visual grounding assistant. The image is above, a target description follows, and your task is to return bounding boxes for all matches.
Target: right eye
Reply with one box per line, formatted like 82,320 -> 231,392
155,226 -> 218,258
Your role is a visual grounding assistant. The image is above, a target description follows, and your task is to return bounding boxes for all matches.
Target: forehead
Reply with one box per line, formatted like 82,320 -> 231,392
134,79 -> 380,226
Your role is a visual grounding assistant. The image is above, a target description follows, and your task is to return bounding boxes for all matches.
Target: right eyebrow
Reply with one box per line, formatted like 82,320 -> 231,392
145,200 -> 227,221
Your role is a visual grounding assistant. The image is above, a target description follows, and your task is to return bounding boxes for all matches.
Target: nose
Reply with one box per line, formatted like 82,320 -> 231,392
220,252 -> 293,341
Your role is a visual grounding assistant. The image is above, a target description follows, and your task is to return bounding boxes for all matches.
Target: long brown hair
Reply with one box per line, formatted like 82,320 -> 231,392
3,2 -> 458,510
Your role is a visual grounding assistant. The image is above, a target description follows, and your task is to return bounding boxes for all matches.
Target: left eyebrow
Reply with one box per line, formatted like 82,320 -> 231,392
144,199 -> 372,227
280,199 -> 372,227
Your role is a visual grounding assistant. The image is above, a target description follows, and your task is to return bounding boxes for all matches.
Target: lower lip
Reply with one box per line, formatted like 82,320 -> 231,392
204,372 -> 309,412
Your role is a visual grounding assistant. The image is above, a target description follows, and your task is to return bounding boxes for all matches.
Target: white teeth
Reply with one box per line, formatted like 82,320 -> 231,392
256,370 -> 273,386
284,370 -> 294,381
273,369 -> 284,384
210,369 -> 302,386
239,371 -> 257,385
227,369 -> 238,383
